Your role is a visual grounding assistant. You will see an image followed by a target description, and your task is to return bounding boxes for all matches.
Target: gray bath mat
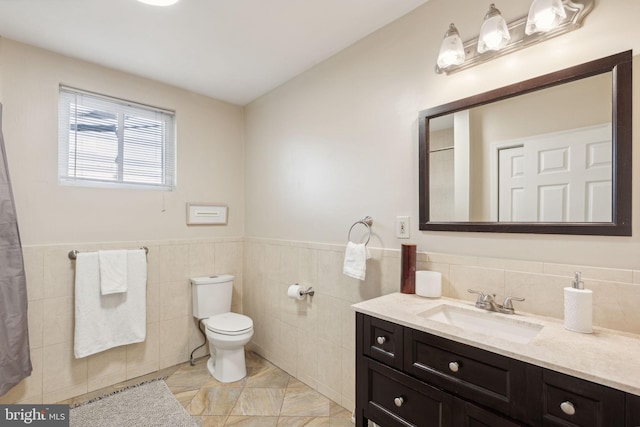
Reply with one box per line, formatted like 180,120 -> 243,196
70,379 -> 196,427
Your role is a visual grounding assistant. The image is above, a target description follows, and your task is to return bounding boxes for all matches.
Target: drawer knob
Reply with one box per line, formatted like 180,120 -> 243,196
560,401 -> 576,416
448,361 -> 460,373
376,336 -> 386,345
394,397 -> 404,407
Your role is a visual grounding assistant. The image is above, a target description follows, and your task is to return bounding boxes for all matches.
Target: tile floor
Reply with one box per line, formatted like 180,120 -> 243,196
63,351 -> 354,427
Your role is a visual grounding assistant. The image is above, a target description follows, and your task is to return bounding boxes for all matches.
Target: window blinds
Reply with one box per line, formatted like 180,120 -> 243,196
58,87 -> 176,190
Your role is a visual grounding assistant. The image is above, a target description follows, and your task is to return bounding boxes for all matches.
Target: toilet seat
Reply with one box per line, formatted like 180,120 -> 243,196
206,312 -> 253,336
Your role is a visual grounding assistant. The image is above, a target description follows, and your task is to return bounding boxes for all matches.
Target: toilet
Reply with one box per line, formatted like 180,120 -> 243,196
190,274 -> 254,383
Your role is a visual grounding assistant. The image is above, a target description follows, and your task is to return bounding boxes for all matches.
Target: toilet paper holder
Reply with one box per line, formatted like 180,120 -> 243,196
299,285 -> 315,297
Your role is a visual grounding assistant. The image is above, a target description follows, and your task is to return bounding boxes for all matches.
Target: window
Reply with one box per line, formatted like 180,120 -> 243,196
58,86 -> 176,190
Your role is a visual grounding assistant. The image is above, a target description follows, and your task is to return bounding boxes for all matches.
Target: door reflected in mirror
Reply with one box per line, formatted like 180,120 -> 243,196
429,72 -> 612,223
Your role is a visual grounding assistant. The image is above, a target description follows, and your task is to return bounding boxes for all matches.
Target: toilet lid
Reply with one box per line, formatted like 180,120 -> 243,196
206,313 -> 253,335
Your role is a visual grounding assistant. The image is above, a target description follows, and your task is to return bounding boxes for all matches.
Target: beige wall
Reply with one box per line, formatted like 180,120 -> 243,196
244,0 -> 640,268
0,38 -> 245,245
241,0 -> 640,411
0,39 -> 246,403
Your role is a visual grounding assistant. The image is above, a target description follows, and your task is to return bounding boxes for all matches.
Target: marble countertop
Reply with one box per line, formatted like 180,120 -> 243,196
352,292 -> 640,396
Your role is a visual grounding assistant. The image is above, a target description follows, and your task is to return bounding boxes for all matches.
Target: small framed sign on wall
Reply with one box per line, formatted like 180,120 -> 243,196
186,203 -> 228,225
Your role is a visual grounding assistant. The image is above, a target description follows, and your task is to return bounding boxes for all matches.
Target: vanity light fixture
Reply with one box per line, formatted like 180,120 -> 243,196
526,0 -> 567,34
435,0 -> 594,74
477,4 -> 510,53
436,24 -> 465,70
136,0 -> 180,6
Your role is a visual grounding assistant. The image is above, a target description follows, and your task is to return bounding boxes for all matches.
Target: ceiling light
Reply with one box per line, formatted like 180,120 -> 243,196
436,24 -> 465,71
136,0 -> 180,6
477,4 -> 510,53
525,0 -> 567,34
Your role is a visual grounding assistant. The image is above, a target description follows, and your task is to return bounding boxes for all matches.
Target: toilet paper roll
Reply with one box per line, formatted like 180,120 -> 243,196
563,287 -> 593,333
415,271 -> 442,298
287,284 -> 305,301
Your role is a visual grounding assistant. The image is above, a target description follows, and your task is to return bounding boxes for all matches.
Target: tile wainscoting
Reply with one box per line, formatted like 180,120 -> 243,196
242,237 -> 640,412
3,235 -> 639,411
0,237 -> 243,405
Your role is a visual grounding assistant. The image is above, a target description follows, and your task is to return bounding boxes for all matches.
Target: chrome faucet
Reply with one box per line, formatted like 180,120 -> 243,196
467,289 -> 525,315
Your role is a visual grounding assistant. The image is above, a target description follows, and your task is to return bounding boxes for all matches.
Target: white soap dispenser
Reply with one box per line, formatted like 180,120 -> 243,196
563,271 -> 593,333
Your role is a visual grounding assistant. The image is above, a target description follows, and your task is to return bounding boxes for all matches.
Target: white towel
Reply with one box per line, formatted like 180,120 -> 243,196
99,250 -> 128,295
74,250 -> 147,358
343,242 -> 371,281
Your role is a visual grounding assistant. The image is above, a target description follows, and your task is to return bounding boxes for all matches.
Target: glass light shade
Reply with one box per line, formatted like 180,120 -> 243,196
525,0 -> 567,34
437,24 -> 465,70
477,4 -> 511,53
137,0 -> 180,6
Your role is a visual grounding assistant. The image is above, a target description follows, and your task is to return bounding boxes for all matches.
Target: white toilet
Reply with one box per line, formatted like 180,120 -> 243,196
190,274 -> 254,383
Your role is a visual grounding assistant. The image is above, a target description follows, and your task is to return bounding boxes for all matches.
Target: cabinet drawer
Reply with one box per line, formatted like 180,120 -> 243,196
542,369 -> 625,427
363,314 -> 404,369
363,358 -> 452,427
453,397 -> 527,427
404,328 -> 540,423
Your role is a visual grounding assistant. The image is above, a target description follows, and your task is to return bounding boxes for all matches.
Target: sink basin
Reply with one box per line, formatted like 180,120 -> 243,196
418,304 -> 543,344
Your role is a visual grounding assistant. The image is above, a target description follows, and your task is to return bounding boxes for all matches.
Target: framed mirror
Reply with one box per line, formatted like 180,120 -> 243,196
419,51 -> 632,235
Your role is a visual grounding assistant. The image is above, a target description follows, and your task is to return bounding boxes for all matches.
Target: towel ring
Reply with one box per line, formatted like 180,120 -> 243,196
348,216 -> 373,246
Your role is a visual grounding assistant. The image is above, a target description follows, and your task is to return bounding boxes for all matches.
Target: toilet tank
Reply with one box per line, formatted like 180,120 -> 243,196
190,274 -> 234,319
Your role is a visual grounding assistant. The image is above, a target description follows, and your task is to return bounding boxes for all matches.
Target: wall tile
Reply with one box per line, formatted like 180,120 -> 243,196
27,299 -> 43,350
189,242 -> 216,277
87,346 -> 127,392
449,265 -> 505,301
160,280 -> 190,321
159,316 -> 189,369
126,321 -> 160,379
23,246 -> 44,301
479,257 -> 544,273
544,263 -> 633,283
504,271 -> 565,319
589,280 -> 640,333
42,341 -> 87,395
159,244 -> 189,282
43,246 -> 77,299
43,296 -> 73,347
316,338 -> 342,404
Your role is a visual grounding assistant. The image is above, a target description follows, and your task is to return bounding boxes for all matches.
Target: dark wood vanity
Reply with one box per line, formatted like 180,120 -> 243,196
356,312 -> 639,427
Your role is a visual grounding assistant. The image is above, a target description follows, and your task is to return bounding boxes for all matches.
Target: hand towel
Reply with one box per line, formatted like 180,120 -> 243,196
74,250 -> 147,358
343,242 -> 371,281
99,249 -> 128,295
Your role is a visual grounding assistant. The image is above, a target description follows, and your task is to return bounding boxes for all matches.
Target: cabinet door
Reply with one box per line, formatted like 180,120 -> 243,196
627,393 -> 640,427
542,369 -> 625,427
363,358 -> 453,427
452,397 -> 527,427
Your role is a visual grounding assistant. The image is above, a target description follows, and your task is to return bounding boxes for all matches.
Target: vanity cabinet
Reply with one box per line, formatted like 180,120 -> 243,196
356,312 -> 639,427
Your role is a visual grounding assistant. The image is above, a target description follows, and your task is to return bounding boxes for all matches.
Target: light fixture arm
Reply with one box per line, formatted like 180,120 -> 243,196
436,0 -> 594,75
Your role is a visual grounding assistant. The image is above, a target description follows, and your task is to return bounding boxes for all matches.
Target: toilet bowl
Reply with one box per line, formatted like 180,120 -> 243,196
190,274 -> 254,383
204,312 -> 254,383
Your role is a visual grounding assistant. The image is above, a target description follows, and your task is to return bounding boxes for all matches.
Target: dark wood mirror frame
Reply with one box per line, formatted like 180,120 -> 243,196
419,50 -> 632,235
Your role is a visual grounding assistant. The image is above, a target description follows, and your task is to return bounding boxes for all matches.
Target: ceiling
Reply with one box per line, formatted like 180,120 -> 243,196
0,0 -> 427,105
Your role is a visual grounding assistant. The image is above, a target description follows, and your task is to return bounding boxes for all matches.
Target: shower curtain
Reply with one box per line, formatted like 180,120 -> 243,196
0,103 -> 31,397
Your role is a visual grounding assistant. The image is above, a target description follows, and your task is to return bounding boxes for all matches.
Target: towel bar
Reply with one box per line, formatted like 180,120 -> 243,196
68,246 -> 149,260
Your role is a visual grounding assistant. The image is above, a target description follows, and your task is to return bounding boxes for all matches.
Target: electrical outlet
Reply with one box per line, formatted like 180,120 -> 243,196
396,216 -> 410,239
